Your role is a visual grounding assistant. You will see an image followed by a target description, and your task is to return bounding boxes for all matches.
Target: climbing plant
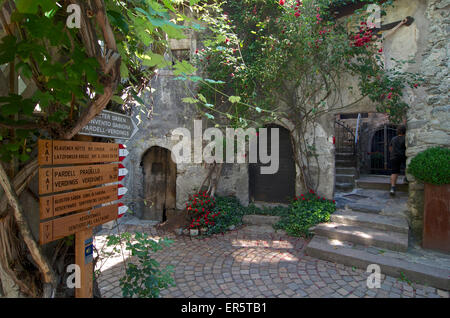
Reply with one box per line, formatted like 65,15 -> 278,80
180,0 -> 423,191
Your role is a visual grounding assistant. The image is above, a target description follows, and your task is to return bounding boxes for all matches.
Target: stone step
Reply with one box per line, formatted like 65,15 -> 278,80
311,222 -> 408,252
336,159 -> 356,167
306,236 -> 450,291
336,167 -> 356,175
356,179 -> 408,192
336,174 -> 355,184
336,147 -> 354,153
336,153 -> 356,161
346,202 -> 382,214
336,182 -> 354,191
243,214 -> 280,226
331,210 -> 409,234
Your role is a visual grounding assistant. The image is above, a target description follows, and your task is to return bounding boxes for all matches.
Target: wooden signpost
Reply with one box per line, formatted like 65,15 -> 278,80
38,139 -> 129,165
37,139 -> 129,298
38,163 -> 128,195
39,184 -> 127,219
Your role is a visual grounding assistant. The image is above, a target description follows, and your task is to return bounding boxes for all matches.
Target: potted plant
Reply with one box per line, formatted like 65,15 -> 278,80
189,227 -> 199,237
407,147 -> 450,253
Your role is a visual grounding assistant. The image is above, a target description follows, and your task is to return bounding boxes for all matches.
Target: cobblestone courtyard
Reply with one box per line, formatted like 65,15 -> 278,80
95,224 -> 449,298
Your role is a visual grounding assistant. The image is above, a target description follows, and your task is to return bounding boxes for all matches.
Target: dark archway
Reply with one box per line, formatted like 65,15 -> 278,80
249,124 -> 295,203
370,124 -> 399,175
141,146 -> 176,221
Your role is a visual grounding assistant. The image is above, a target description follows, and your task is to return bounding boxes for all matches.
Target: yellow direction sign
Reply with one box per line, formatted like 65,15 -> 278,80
39,203 -> 124,245
38,163 -> 128,195
39,184 -> 128,219
38,139 -> 129,165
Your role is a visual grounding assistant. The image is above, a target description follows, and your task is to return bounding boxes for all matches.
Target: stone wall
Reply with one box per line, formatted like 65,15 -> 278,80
403,0 -> 450,240
119,70 -> 249,219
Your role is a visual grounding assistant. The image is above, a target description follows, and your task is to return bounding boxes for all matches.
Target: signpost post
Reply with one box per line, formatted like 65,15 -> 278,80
38,139 -> 129,298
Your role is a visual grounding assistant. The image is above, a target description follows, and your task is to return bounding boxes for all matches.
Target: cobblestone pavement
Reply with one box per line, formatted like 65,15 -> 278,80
95,224 -> 449,298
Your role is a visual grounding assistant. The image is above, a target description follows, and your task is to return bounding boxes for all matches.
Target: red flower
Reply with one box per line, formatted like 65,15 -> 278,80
279,0 -> 285,5
387,92 -> 392,99
378,48 -> 383,53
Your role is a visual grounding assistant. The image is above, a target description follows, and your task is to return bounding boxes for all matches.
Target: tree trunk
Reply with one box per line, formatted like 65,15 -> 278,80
0,163 -> 57,294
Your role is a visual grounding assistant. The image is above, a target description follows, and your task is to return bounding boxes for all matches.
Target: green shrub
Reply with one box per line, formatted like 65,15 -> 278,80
407,147 -> 450,185
274,191 -> 336,237
195,192 -> 335,238
106,232 -> 175,298
207,196 -> 245,235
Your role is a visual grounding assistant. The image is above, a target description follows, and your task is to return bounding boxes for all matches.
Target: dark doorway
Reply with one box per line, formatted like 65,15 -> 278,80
370,124 -> 399,175
249,124 -> 296,203
142,147 -> 176,221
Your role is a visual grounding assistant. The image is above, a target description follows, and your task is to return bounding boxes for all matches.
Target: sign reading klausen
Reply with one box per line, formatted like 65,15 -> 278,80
38,163 -> 128,195
79,110 -> 138,140
39,184 -> 128,219
38,140 -> 129,165
39,203 -> 125,245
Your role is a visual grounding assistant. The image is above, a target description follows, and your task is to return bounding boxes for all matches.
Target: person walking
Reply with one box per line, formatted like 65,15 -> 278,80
389,125 -> 407,195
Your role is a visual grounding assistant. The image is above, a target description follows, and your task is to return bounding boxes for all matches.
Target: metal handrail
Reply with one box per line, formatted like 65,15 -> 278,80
334,119 -> 356,155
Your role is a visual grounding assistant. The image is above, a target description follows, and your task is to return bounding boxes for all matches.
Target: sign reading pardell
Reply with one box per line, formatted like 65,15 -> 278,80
79,110 -> 139,140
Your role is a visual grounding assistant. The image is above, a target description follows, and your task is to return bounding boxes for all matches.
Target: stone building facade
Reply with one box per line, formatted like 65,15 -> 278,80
121,0 -> 449,241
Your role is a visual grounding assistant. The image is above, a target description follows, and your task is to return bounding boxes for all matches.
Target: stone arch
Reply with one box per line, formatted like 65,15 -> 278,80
141,146 -> 177,221
249,123 -> 296,203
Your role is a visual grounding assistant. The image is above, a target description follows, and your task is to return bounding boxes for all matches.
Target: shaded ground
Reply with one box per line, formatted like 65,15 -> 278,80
94,222 -> 448,298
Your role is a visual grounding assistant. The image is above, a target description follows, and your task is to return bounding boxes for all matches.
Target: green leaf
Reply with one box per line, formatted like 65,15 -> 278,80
173,60 -> 197,76
182,97 -> 198,104
140,52 -> 170,68
197,94 -> 207,103
189,76 -> 203,82
111,96 -> 124,104
131,91 -> 146,106
120,62 -> 129,79
0,35 -> 17,64
162,24 -> 185,39
204,79 -> 225,84
15,0 -> 56,14
229,96 -> 241,104
107,10 -> 130,35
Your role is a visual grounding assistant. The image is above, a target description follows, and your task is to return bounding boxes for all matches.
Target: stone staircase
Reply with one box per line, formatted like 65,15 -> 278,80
335,146 -> 357,192
306,204 -> 450,290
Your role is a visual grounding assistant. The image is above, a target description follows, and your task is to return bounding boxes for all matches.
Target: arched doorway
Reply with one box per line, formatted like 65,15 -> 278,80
249,124 -> 296,203
141,146 -> 176,221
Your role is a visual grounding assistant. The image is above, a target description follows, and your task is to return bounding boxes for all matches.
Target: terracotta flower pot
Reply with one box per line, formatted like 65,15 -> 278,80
423,183 -> 450,254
